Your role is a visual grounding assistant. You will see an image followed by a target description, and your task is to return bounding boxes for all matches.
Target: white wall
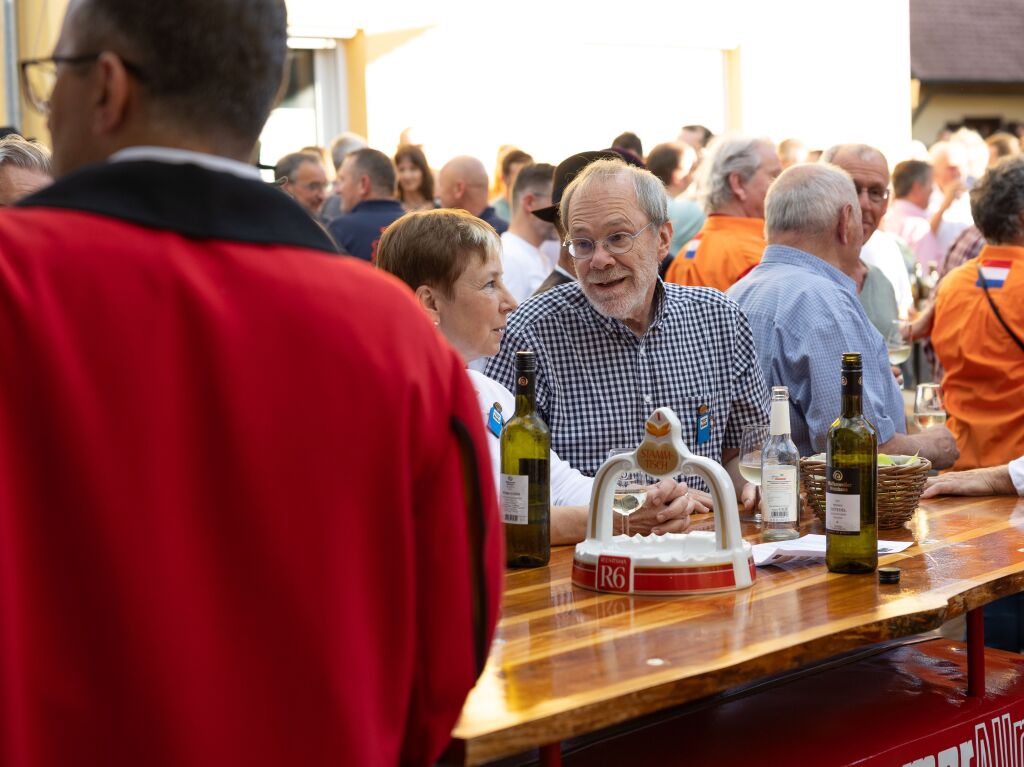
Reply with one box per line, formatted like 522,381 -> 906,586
914,92 -> 1024,146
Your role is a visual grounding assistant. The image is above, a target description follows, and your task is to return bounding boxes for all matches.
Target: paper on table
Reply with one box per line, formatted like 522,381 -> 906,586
752,534 -> 914,567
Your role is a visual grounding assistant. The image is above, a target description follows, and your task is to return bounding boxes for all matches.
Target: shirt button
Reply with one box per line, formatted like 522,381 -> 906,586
644,395 -> 653,404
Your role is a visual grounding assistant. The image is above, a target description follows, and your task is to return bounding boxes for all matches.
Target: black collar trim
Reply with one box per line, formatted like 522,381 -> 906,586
19,160 -> 338,254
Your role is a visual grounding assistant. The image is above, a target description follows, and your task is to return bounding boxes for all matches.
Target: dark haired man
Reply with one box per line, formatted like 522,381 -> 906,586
327,147 -> 404,262
501,162 -> 557,302
1,1 -> 501,765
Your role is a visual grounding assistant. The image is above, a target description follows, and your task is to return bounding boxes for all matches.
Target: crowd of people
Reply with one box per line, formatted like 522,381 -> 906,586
0,0 -> 1022,764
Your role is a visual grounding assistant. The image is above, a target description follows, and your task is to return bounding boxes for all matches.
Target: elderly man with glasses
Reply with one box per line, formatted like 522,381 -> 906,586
485,156 -> 769,507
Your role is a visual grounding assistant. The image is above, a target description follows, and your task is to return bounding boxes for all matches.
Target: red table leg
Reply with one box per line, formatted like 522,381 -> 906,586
540,742 -> 562,766
967,607 -> 985,697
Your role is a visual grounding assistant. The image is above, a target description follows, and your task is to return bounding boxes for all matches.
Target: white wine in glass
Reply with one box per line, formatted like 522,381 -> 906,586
740,424 -> 770,523
607,448 -> 651,536
887,319 -> 912,366
914,383 -> 946,431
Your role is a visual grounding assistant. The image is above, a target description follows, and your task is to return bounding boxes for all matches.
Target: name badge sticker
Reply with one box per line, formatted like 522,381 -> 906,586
696,403 -> 711,445
487,404 -> 504,438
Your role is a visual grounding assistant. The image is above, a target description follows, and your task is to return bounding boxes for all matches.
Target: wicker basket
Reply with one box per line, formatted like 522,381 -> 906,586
799,455 -> 932,530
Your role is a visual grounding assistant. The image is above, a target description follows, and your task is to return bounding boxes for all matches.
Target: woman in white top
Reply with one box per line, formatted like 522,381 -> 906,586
377,208 -> 707,543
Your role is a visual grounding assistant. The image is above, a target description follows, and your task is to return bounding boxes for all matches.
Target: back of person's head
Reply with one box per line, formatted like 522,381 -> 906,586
347,148 -> 397,198
0,135 -> 52,176
73,0 -> 287,152
394,144 -> 433,201
510,163 -> 555,214
646,143 -> 683,188
330,132 -> 368,170
777,138 -> 808,168
681,124 -> 714,148
891,160 -> 933,199
696,133 -> 772,213
612,132 -> 643,159
501,149 -> 533,183
970,155 -> 1024,245
559,157 -> 668,227
765,163 -> 860,240
377,209 -> 499,295
275,151 -> 324,184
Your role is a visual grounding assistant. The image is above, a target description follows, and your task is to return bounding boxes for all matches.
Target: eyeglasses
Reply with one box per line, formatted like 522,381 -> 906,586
20,53 -> 147,115
564,221 -> 654,261
854,183 -> 890,205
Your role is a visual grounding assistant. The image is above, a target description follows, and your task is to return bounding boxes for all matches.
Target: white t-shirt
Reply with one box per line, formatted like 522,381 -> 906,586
467,369 -> 593,506
860,230 -> 913,317
500,232 -> 550,304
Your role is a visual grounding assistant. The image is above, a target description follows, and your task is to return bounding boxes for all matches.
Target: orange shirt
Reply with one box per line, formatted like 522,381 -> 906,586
664,214 -> 766,291
932,244 -> 1024,470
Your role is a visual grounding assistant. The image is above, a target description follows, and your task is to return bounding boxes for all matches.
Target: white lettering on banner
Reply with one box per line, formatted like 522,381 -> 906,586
901,710 -> 1024,767
596,555 -> 631,593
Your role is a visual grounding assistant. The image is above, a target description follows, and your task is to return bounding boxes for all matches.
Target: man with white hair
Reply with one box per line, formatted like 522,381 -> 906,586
665,133 -> 781,291
928,135 -> 980,256
486,157 -> 769,505
0,134 -> 52,205
438,155 -> 508,233
728,164 -> 958,467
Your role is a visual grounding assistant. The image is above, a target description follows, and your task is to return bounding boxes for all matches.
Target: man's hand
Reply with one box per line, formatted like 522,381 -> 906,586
882,426 -> 959,470
621,478 -> 710,536
740,482 -> 759,514
921,465 -> 1015,498
908,302 -> 935,341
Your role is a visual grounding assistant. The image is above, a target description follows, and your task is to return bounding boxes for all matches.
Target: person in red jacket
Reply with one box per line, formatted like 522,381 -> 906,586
1,1 -> 503,766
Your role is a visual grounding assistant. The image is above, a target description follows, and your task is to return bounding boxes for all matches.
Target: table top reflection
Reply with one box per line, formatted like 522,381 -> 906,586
449,495 -> 1024,765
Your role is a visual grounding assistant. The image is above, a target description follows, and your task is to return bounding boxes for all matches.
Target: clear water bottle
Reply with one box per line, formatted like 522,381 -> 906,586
762,386 -> 800,541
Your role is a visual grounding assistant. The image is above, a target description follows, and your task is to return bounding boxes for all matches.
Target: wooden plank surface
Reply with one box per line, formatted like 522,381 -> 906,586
449,495 -> 1024,765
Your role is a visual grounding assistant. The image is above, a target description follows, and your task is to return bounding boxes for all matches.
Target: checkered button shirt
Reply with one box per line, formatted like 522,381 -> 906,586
483,280 -> 769,489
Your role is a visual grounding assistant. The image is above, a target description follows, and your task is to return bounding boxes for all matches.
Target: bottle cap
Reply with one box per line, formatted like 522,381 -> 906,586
878,566 -> 901,584
514,350 -> 536,372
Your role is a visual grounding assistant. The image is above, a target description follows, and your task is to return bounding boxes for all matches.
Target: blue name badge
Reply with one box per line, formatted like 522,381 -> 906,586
487,404 -> 504,438
696,404 -> 711,445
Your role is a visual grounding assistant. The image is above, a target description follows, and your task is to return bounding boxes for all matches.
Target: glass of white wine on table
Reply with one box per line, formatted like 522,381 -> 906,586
886,319 -> 913,367
739,424 -> 771,523
607,448 -> 653,537
914,383 -> 946,429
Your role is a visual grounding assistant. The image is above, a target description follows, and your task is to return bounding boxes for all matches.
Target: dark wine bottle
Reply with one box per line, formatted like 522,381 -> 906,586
826,353 -> 878,574
501,351 -> 550,568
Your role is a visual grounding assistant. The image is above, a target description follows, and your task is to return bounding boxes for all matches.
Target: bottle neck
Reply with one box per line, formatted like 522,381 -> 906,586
841,369 -> 863,418
514,370 -> 536,416
769,397 -> 791,436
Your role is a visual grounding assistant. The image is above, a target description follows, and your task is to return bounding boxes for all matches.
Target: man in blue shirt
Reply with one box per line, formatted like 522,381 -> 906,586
327,148 -> 405,262
728,163 -> 958,468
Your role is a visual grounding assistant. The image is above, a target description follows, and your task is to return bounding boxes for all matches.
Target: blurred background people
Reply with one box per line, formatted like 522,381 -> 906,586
500,162 -> 557,302
611,131 -> 644,163
394,144 -> 435,213
327,148 -> 404,262
885,159 -> 943,268
275,150 -> 329,218
320,131 -> 368,224
439,155 -> 509,233
646,141 -> 705,262
0,134 -> 52,205
777,137 -> 809,169
490,147 -> 532,224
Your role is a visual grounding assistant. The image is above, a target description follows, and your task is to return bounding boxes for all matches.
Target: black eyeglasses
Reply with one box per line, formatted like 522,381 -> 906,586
19,53 -> 146,115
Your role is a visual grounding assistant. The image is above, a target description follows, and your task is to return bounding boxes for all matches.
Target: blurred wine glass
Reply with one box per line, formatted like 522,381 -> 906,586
914,383 -> 946,430
739,424 -> 770,523
886,319 -> 912,367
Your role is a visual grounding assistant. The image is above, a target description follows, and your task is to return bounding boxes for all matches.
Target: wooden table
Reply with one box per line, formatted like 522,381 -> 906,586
445,494 -> 1024,765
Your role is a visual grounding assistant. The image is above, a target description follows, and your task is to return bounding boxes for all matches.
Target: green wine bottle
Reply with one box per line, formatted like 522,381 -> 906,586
825,353 -> 878,574
501,351 -> 550,568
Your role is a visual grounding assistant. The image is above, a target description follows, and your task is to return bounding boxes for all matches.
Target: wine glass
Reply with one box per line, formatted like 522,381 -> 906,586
886,319 -> 912,367
914,383 -> 946,430
740,424 -> 770,523
607,448 -> 653,537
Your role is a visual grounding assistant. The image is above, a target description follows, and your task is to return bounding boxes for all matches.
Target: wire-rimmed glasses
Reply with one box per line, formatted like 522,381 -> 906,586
563,221 -> 654,261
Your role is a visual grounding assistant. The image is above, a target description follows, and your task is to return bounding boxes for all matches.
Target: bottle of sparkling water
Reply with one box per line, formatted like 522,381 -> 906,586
501,351 -> 550,567
761,386 -> 800,541
826,353 -> 878,573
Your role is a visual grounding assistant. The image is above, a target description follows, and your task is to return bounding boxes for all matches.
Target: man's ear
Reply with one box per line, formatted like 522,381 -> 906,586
414,284 -> 442,326
92,51 -> 134,135
728,171 -> 747,202
656,219 -> 673,262
837,203 -> 856,245
358,173 -> 371,198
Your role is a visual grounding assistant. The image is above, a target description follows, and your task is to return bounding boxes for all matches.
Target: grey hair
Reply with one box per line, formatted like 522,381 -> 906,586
559,158 -> 668,228
695,134 -> 773,213
330,132 -> 368,170
970,155 -> 1024,244
819,143 -> 888,174
0,135 -> 52,175
765,163 -> 860,239
273,151 -> 323,183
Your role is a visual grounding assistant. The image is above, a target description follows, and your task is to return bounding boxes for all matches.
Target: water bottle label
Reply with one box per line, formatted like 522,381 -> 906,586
763,464 -> 798,522
825,466 -> 861,534
500,474 -> 529,525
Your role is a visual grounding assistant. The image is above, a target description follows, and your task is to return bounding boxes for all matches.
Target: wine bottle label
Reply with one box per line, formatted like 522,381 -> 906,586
825,466 -> 861,534
500,474 -> 529,525
763,464 -> 798,522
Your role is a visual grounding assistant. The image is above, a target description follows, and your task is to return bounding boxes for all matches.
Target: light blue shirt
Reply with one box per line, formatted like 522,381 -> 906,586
727,244 -> 905,455
668,195 -> 705,257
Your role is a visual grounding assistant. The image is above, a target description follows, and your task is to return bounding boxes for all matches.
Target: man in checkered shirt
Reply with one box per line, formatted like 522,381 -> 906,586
485,157 -> 769,504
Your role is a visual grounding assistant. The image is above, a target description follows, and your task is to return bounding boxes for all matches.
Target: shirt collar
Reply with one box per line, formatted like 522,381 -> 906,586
108,146 -> 261,181
761,244 -> 858,295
